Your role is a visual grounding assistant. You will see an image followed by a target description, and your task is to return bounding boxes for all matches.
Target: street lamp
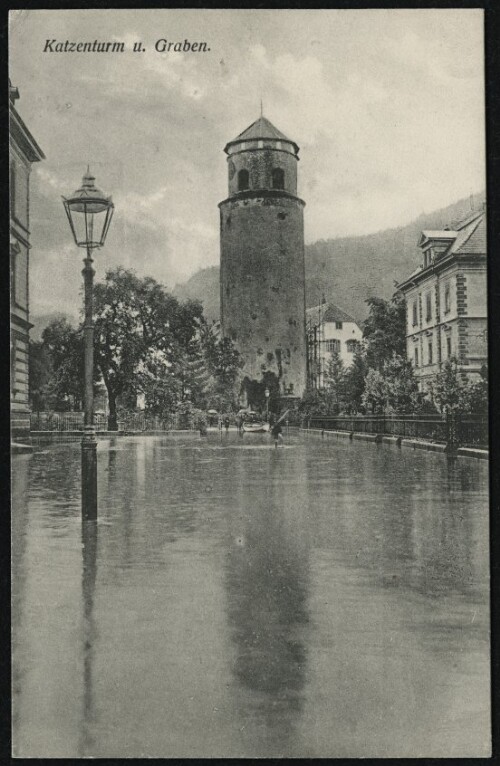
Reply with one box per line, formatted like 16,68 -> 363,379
63,169 -> 114,519
265,387 -> 270,421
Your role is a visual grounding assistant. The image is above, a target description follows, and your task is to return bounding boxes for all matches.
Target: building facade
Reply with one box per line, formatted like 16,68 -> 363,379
398,208 -> 487,393
10,81 -> 45,437
219,115 -> 307,401
306,302 -> 363,389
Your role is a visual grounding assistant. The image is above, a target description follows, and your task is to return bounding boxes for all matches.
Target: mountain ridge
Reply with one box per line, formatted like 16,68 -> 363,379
31,191 -> 485,336
174,191 -> 485,324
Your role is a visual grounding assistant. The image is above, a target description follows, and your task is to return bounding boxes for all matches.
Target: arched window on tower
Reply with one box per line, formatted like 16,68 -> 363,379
238,169 -> 249,191
272,168 -> 285,190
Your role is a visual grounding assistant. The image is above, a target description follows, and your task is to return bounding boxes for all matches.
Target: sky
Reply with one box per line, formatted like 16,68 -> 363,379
9,9 -> 485,318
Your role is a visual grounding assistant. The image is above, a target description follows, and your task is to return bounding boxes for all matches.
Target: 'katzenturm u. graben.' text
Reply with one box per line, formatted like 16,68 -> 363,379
43,39 -> 210,53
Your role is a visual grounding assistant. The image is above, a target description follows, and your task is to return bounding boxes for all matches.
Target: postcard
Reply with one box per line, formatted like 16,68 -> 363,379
10,8 -> 489,758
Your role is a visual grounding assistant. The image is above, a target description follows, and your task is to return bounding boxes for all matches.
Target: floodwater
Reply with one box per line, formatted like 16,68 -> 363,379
12,432 -> 490,758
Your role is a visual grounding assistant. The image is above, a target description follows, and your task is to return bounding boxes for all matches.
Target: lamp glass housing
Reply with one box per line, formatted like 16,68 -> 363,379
63,171 -> 114,250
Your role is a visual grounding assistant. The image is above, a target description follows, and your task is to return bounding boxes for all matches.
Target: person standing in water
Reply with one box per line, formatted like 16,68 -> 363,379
271,420 -> 283,448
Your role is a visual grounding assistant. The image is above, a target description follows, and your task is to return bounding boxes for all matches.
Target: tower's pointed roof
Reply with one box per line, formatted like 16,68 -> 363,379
225,116 -> 299,154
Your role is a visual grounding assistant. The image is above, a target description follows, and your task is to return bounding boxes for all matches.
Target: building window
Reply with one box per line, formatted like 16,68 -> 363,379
335,321 -> 343,330
258,140 -> 263,148
326,339 -> 341,353
428,340 -> 433,365
425,293 -> 432,322
238,169 -> 249,191
346,339 -> 360,353
444,283 -> 451,314
412,301 -> 418,326
446,336 -> 452,358
272,168 -> 285,190
414,348 -> 419,367
10,248 -> 16,304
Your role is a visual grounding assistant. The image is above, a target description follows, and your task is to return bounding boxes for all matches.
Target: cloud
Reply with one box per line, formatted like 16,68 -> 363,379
10,8 -> 485,314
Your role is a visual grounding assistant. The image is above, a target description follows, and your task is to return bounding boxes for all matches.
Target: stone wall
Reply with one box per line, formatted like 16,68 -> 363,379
220,193 -> 307,396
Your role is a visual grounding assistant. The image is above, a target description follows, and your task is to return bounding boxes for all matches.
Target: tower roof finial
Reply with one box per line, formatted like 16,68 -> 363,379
260,98 -> 263,118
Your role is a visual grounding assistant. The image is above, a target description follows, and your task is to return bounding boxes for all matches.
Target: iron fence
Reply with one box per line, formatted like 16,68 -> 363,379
30,411 -> 178,433
307,413 -> 488,449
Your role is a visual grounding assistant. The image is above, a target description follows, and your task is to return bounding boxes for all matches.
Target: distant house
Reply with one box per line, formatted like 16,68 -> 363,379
10,80 -> 45,437
306,302 -> 363,389
398,207 -> 487,393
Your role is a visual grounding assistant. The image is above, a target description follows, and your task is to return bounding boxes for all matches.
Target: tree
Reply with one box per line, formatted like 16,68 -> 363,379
28,340 -> 53,411
40,317 -> 85,409
363,293 -> 406,370
343,348 -> 368,413
362,368 -> 388,414
200,323 -> 243,411
432,358 -> 470,414
324,351 -> 347,413
93,267 -> 205,429
298,387 -> 330,419
466,364 -> 488,414
383,353 -> 419,413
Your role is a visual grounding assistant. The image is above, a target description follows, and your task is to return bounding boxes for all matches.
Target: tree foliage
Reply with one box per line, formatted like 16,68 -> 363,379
93,267 -> 205,428
343,348 -> 368,413
433,359 -> 488,415
29,317 -> 85,410
363,293 -> 406,370
200,322 -> 243,411
324,351 -> 347,414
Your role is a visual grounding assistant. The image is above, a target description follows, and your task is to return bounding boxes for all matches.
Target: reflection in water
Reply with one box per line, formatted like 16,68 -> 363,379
11,434 -> 490,758
225,451 -> 310,755
79,521 -> 98,758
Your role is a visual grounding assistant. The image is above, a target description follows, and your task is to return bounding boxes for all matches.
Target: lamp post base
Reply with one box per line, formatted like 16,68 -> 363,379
82,426 -> 97,520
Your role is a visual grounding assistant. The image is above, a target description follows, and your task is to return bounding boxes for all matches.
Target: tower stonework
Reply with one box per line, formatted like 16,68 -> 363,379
219,116 -> 307,399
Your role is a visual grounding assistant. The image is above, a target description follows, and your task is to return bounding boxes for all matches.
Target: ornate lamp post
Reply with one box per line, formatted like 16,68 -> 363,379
265,387 -> 270,421
63,169 -> 114,519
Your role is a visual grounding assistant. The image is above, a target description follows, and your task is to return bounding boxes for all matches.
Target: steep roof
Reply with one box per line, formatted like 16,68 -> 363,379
306,303 -> 359,325
449,211 -> 486,255
399,208 -> 486,289
225,115 -> 299,154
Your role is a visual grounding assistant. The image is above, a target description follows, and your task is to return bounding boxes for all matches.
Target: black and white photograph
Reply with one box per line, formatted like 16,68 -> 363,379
9,8 -> 490,758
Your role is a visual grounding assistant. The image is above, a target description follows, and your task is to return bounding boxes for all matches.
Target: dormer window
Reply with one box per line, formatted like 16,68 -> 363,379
272,168 -> 285,190
238,169 -> 249,191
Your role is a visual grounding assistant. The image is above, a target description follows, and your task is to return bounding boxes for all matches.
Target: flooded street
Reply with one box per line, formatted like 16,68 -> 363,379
12,432 -> 490,758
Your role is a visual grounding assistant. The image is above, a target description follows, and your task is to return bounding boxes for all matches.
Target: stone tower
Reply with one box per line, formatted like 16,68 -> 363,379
219,115 -> 307,401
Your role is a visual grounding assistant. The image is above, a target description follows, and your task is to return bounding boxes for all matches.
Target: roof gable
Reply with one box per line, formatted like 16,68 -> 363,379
306,303 -> 359,325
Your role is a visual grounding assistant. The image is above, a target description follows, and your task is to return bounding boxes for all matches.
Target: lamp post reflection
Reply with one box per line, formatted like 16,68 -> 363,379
80,520 -> 98,757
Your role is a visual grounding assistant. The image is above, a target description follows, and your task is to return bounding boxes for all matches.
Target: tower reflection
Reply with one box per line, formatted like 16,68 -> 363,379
224,449 -> 311,753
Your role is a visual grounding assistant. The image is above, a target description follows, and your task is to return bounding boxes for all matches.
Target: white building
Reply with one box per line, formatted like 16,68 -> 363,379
306,302 -> 363,389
